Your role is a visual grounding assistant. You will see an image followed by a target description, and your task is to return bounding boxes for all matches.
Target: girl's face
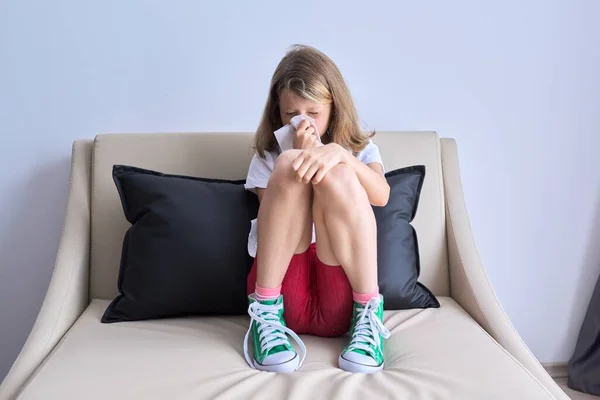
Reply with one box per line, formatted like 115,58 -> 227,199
278,89 -> 332,138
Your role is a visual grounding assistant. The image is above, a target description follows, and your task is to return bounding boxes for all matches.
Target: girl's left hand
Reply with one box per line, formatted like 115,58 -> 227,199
292,143 -> 349,184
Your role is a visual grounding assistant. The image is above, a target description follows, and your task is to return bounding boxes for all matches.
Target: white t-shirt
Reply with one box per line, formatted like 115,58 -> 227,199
244,141 -> 384,257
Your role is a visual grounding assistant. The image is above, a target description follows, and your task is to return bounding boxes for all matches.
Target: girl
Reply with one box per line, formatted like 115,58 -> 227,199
243,45 -> 391,374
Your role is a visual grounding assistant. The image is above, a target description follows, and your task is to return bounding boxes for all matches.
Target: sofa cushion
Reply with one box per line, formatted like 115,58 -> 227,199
18,298 -> 553,400
376,165 -> 439,309
102,165 -> 259,322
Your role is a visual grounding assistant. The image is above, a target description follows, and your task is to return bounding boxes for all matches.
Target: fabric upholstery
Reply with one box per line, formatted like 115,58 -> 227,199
17,298 -> 553,400
1,133 -> 567,400
0,141 -> 93,400
441,138 -> 568,399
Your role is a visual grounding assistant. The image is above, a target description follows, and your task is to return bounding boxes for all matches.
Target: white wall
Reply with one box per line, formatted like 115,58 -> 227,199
1,0 -> 599,380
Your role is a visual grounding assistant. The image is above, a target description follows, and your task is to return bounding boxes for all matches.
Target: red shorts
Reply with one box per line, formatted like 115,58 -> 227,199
247,243 -> 353,337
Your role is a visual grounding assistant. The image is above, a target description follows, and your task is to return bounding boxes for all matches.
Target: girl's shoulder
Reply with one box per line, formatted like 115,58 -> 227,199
359,139 -> 379,151
356,140 -> 384,168
356,139 -> 380,157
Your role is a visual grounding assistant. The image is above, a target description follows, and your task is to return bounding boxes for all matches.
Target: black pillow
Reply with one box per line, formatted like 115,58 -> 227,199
375,165 -> 440,310
101,165 -> 259,323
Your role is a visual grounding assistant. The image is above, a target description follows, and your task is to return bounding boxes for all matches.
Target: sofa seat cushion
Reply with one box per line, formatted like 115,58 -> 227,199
18,298 -> 553,400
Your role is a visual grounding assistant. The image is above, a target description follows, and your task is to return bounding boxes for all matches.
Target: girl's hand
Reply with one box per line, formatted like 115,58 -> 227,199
293,119 -> 319,150
292,143 -> 349,184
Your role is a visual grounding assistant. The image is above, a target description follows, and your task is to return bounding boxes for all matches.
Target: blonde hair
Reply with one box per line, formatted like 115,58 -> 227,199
254,44 -> 373,158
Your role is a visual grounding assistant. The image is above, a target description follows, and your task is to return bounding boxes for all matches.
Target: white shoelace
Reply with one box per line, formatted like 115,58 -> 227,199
243,300 -> 306,370
345,297 -> 391,359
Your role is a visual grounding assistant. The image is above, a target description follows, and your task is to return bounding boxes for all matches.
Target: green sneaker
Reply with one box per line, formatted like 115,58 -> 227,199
243,294 -> 306,373
338,295 -> 391,373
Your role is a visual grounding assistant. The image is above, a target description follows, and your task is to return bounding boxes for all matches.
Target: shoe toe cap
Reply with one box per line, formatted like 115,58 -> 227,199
262,350 -> 297,366
342,351 -> 379,367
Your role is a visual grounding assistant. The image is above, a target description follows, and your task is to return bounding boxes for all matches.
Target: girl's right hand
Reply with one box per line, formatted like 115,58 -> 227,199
293,119 -> 318,149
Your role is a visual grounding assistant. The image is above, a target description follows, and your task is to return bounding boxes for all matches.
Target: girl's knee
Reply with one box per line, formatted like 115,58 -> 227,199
314,164 -> 366,203
273,150 -> 302,172
268,150 -> 307,193
324,163 -> 357,183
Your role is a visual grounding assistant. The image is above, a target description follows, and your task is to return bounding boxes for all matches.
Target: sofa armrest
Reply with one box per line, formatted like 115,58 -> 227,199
440,138 -> 568,400
0,140 -> 93,400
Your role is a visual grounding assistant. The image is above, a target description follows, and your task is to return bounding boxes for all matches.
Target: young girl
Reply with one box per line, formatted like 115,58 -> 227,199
243,45 -> 391,374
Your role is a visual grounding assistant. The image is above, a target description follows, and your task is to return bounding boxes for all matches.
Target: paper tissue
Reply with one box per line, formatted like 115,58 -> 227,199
274,114 -> 323,151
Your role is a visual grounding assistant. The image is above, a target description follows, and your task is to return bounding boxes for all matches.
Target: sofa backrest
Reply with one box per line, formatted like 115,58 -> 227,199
89,132 -> 449,300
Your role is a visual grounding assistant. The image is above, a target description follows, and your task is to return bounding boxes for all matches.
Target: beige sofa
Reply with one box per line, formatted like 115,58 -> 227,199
0,132 -> 569,399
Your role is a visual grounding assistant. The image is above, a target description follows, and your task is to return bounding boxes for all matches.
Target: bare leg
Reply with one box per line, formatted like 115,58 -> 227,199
312,189 -> 339,267
256,150 -> 313,289
313,164 -> 387,374
312,164 -> 378,294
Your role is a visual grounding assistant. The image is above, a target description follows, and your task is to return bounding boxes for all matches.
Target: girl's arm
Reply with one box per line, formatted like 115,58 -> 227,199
340,153 -> 390,207
256,188 -> 265,203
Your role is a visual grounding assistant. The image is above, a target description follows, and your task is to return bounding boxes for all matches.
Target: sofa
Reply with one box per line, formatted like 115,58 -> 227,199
0,132 -> 569,399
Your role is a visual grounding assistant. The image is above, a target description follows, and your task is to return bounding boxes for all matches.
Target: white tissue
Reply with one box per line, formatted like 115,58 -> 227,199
274,114 -> 323,152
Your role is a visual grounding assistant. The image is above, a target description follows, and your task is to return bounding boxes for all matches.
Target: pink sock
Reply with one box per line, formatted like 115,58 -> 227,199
353,288 -> 380,305
255,283 -> 281,301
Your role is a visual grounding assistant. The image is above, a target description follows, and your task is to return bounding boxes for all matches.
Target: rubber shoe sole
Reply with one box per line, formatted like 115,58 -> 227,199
338,354 -> 384,374
253,353 -> 300,373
